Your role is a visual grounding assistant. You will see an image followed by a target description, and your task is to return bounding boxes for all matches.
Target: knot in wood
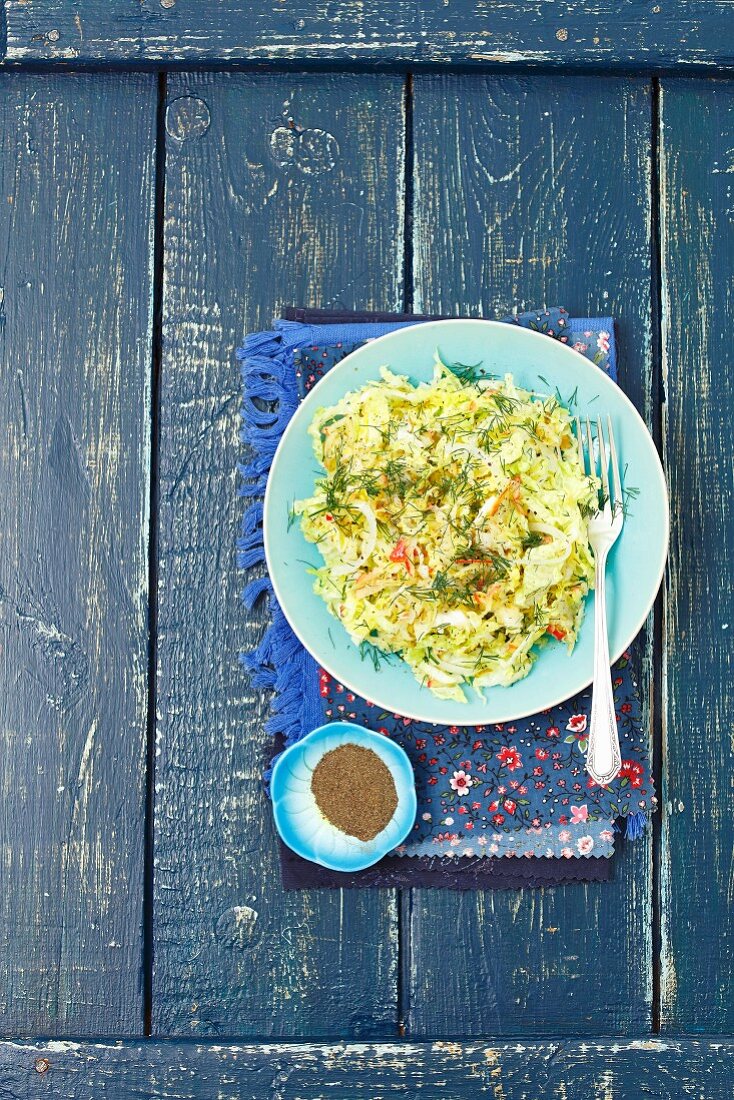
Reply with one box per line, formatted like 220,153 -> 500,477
214,905 -> 260,950
166,96 -> 211,143
269,126 -> 339,176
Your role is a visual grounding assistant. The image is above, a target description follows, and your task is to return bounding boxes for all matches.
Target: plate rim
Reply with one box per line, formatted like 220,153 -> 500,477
263,318 -> 670,723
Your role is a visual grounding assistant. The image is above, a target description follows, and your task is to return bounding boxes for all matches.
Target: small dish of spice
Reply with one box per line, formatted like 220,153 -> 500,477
270,722 -> 417,871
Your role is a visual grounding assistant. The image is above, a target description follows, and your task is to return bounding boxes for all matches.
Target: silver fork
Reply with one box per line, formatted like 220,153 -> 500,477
576,416 -> 624,786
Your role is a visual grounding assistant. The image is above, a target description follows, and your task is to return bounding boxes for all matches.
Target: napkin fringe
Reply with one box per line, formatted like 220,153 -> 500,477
237,328 -> 307,749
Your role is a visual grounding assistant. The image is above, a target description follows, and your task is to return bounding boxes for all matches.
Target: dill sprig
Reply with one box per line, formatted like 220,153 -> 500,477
441,356 -> 488,385
358,639 -> 394,671
521,530 -> 546,550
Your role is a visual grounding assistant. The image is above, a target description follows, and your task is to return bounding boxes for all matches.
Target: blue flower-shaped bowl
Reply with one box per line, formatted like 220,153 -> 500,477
271,722 -> 417,871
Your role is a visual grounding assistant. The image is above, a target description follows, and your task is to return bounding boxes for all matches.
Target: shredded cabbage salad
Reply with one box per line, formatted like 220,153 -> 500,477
295,355 -> 598,701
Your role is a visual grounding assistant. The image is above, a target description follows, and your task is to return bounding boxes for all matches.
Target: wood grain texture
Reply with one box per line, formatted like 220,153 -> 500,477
659,79 -> 734,1031
409,75 -> 654,1036
0,1038 -> 733,1097
154,72 -> 405,1037
4,0 -> 734,67
0,74 -> 155,1034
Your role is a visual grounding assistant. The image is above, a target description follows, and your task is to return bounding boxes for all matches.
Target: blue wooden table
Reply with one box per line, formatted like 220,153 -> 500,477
0,4 -> 732,1096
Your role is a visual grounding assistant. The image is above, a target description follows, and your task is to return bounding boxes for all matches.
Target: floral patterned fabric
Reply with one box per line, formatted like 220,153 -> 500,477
245,309 -> 655,867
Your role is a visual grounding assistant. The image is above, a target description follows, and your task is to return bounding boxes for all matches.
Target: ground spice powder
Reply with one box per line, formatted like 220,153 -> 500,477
311,743 -> 398,842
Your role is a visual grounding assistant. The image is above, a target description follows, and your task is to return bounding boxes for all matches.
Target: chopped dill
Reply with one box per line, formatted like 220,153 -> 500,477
358,640 -> 393,671
441,356 -> 487,385
622,483 -> 640,517
521,530 -> 546,550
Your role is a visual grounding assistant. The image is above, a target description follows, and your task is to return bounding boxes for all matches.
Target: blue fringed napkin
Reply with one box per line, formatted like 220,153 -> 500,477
239,308 -> 655,889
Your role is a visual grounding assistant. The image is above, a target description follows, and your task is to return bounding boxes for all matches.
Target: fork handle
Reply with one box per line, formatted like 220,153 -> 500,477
587,550 -> 622,786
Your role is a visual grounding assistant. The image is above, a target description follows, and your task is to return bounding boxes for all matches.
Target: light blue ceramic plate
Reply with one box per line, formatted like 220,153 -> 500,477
271,722 -> 418,870
264,319 -> 669,724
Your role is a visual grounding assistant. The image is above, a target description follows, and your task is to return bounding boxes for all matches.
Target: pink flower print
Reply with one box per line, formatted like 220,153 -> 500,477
465,821 -> 474,830
472,739 -> 483,751
337,704 -> 345,713
378,727 -> 388,735
566,714 -> 587,734
533,767 -> 543,777
535,747 -> 549,760
336,683 -> 344,693
460,760 -> 472,770
560,847 -> 574,858
450,836 -> 461,847
498,785 -> 506,795
532,818 -> 541,827
559,830 -> 571,842
457,805 -> 468,815
346,693 -> 355,702
546,726 -> 560,738
471,801 -> 482,810
449,725 -> 459,735
577,835 -> 594,855
573,340 -> 589,353
600,829 -> 614,842
507,725 -> 517,733
433,734 -> 446,746
518,785 -> 528,795
597,330 -> 610,354
415,738 -> 427,750
489,843 -> 499,853
570,804 -> 589,824
450,770 -> 473,796
503,798 -> 517,815
463,847 -> 474,857
509,779 -> 519,790
477,835 -> 488,846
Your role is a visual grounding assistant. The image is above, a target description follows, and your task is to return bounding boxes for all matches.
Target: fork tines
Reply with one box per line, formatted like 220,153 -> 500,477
575,415 -> 623,514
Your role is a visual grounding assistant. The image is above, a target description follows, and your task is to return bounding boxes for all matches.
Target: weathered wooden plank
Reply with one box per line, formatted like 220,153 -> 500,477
154,72 -> 405,1037
659,78 -> 734,1031
0,74 -> 155,1034
5,0 -> 734,68
409,75 -> 654,1036
1,1038 -> 732,1098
